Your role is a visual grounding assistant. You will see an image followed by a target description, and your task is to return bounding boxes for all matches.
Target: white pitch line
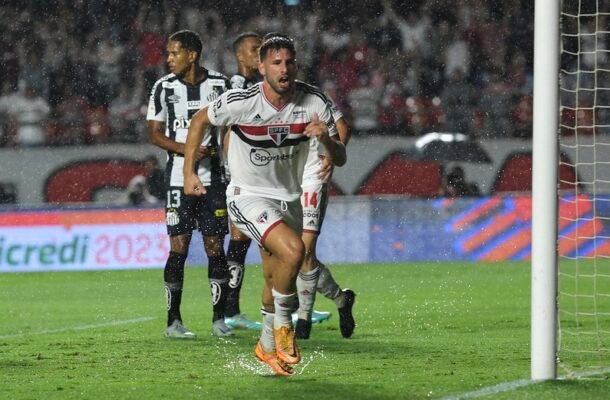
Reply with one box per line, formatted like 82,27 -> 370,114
439,367 -> 610,400
0,316 -> 155,339
439,379 -> 533,400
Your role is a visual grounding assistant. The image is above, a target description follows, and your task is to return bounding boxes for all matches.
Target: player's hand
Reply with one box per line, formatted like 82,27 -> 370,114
317,155 -> 334,182
304,113 -> 329,142
184,174 -> 206,196
196,146 -> 215,161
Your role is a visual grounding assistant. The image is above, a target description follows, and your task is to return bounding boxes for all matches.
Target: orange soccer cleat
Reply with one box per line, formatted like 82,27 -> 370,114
254,341 -> 294,376
274,325 -> 301,365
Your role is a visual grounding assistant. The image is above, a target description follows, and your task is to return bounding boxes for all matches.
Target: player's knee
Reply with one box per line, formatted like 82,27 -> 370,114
203,235 -> 224,257
283,239 -> 304,269
170,233 -> 191,254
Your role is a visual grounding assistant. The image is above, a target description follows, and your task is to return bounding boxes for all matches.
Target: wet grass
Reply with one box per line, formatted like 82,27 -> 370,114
0,262 -> 609,399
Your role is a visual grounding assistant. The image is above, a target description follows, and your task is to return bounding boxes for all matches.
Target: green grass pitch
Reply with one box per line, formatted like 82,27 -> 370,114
1,262 -> 609,399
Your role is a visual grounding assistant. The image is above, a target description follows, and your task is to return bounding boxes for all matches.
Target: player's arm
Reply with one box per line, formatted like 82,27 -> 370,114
148,120 -> 211,159
222,126 -> 232,157
305,114 -> 347,167
318,116 -> 350,181
335,116 -> 350,147
183,106 -> 212,196
148,120 -> 182,154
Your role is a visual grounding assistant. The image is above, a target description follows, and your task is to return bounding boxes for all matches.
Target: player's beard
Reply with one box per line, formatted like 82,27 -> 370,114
269,75 -> 294,96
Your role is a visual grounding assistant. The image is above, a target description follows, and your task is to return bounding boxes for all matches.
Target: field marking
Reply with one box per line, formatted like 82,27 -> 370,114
440,367 -> 610,400
0,316 -> 155,339
439,379 -> 533,400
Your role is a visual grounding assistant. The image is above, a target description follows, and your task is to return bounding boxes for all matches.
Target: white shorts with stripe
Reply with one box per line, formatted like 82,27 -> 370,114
227,195 -> 303,249
301,182 -> 328,234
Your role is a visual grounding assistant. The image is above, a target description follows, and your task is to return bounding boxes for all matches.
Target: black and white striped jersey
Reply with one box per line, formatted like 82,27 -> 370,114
208,81 -> 337,201
147,69 -> 229,187
230,72 -> 263,90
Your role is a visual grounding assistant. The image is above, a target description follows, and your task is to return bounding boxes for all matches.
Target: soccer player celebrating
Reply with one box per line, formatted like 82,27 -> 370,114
223,32 -> 333,331
147,30 -> 233,339
184,35 -> 346,375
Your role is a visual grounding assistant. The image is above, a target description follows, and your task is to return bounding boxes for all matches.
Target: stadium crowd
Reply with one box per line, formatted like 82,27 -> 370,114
0,0 -> 537,147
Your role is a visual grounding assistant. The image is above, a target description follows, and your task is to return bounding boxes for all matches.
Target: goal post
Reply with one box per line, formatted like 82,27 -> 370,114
533,0 -> 610,380
531,0 -> 560,381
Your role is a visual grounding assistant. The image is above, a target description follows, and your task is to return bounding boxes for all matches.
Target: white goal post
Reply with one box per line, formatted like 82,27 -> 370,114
531,0 -> 560,381
533,0 -> 610,380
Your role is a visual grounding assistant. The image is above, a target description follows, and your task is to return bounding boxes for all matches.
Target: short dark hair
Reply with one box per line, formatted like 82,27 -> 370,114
262,32 -> 291,42
233,32 -> 261,53
259,35 -> 296,61
169,30 -> 202,59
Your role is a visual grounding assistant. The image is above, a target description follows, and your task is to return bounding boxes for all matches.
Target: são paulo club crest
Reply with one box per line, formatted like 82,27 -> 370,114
267,126 -> 290,145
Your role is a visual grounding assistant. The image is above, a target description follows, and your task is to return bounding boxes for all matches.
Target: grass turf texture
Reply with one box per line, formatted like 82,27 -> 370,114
1,262 -> 609,399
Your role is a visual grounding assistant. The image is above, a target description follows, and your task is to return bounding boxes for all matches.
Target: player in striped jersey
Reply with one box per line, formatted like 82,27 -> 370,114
223,32 -> 263,331
295,98 -> 356,340
183,35 -> 346,375
223,32 -> 333,332
146,30 -> 232,339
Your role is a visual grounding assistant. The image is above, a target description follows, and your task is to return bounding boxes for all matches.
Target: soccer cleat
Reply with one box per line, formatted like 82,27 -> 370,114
295,318 -> 312,340
311,310 -> 332,324
274,325 -> 301,365
254,341 -> 294,376
338,289 -> 356,338
291,310 -> 331,325
224,313 -> 262,330
212,319 -> 234,337
164,320 -> 196,339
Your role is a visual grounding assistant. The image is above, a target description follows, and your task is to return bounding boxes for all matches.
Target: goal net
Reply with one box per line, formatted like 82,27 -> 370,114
557,0 -> 610,377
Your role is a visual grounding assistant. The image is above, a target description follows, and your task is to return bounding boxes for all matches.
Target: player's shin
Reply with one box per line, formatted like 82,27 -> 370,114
296,266 -> 320,321
317,262 -> 344,306
164,251 -> 187,325
260,308 -> 276,351
208,254 -> 229,322
272,289 -> 297,327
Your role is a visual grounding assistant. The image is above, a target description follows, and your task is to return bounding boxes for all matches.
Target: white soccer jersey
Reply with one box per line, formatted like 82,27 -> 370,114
147,70 -> 229,187
209,81 -> 337,201
302,97 -> 344,186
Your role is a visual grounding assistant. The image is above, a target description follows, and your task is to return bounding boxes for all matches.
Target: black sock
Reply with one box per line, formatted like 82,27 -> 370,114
208,254 -> 229,322
164,251 -> 187,326
225,239 -> 251,317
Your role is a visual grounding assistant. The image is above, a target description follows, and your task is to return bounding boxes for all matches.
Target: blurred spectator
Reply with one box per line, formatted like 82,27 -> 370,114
115,175 -> 158,206
0,82 -> 51,146
84,107 -> 112,144
381,0 -> 432,59
108,81 -> 143,143
440,166 -> 480,197
20,50 -> 50,99
347,73 -> 381,134
478,69 -> 514,137
441,69 -> 474,133
51,86 -> 90,146
143,154 -> 165,203
512,95 -> 533,138
0,182 -> 17,204
95,34 -> 124,105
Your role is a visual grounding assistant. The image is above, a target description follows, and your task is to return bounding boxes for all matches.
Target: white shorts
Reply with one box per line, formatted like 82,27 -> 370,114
301,183 -> 328,234
227,195 -> 302,248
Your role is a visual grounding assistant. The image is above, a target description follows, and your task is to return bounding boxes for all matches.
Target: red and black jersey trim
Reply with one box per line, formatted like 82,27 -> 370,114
232,125 -> 309,148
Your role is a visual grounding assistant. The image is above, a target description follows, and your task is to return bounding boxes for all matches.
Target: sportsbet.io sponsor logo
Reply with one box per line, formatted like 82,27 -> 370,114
0,235 -> 88,267
250,149 -> 297,166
